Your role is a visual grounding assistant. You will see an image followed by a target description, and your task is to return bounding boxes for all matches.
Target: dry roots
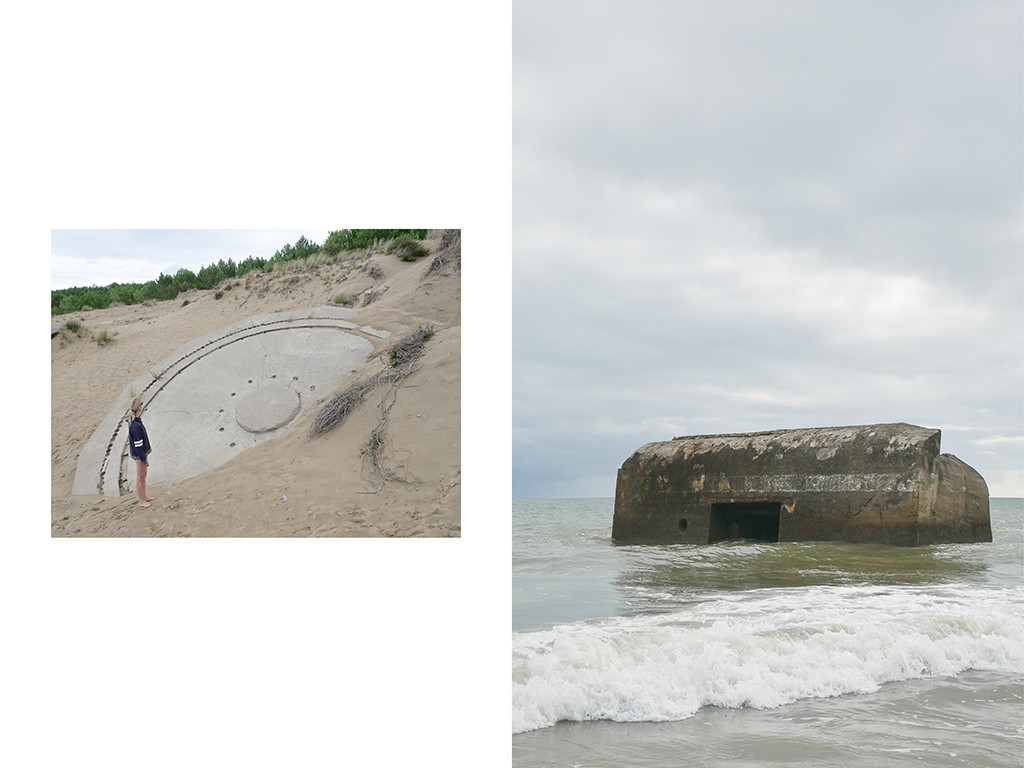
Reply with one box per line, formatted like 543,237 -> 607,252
426,229 -> 461,275
306,375 -> 378,439
307,326 -> 437,487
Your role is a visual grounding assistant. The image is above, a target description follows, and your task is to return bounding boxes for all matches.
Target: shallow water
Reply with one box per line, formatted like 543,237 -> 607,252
512,498 -> 1024,766
514,670 -> 1022,768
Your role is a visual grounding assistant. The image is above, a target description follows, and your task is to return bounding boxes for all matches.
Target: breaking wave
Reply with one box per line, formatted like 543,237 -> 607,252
511,584 -> 1024,734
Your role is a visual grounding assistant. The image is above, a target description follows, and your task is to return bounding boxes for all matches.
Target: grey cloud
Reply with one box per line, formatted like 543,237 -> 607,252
513,0 -> 1022,498
515,0 -> 1021,281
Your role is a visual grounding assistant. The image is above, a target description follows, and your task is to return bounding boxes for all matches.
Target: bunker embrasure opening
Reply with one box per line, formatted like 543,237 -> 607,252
709,501 -> 781,543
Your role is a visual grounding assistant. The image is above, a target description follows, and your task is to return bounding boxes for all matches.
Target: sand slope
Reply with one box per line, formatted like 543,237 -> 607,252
51,234 -> 460,537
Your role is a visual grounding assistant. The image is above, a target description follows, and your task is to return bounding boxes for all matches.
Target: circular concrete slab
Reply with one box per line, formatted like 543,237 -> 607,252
138,327 -> 374,489
236,383 -> 301,433
72,308 -> 391,497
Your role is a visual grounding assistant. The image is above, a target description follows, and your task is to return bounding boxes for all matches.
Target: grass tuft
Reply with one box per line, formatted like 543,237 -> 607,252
387,234 -> 429,262
360,433 -> 381,458
388,325 -> 435,366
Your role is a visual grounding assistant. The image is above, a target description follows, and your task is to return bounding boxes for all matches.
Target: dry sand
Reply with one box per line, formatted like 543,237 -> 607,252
51,234 -> 460,537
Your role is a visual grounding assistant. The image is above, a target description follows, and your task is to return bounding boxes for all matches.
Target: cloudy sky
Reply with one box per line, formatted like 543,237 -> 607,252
513,0 -> 1023,498
51,230 -> 333,290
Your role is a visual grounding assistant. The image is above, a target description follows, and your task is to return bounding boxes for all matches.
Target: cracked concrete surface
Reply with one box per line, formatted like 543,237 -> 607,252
72,307 -> 388,496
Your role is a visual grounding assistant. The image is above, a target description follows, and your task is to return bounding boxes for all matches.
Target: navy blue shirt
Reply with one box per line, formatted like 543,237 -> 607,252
128,418 -> 152,463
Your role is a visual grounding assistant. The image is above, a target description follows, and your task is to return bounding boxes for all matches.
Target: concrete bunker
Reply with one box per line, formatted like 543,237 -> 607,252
613,423 -> 991,547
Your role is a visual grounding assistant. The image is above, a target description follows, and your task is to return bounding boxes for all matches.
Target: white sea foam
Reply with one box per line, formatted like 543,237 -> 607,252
511,584 -> 1024,734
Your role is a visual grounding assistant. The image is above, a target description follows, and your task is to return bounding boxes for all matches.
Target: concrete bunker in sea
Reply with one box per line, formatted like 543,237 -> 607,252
613,423 -> 990,546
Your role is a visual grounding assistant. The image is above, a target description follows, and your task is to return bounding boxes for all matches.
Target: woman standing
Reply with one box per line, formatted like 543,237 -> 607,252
126,396 -> 155,507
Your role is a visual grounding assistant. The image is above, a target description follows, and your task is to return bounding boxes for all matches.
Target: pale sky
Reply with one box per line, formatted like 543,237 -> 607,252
51,230 -> 332,290
513,0 -> 1023,498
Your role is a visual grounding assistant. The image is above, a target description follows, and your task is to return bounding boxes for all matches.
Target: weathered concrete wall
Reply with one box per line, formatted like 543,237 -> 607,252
613,423 -> 990,546
922,454 -> 991,545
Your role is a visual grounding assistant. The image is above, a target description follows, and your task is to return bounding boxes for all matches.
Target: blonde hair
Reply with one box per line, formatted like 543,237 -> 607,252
126,396 -> 144,423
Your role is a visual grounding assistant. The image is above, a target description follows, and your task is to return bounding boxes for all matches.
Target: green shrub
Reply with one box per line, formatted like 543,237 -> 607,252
112,284 -> 138,305
140,279 -> 178,301
388,234 -> 429,261
84,289 -> 112,309
324,229 -> 428,254
197,264 -> 226,290
236,255 -> 267,276
216,258 -> 237,278
273,236 -> 321,263
57,294 -> 82,314
174,268 -> 198,291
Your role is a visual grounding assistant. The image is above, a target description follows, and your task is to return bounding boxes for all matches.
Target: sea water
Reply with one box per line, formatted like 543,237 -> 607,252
512,497 -> 1024,767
